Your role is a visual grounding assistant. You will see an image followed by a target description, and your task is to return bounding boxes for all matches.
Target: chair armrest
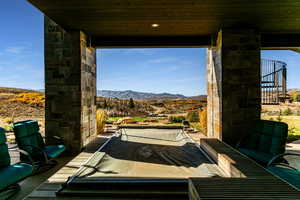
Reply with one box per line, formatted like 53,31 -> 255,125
17,149 -> 35,166
18,144 -> 49,163
43,135 -> 64,144
9,146 -> 35,167
8,145 -> 18,150
267,152 -> 300,167
19,144 -> 44,151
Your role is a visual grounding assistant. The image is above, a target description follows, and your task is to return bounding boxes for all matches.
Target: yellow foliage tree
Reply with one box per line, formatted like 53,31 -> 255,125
3,117 -> 14,124
96,109 -> 108,135
9,93 -> 45,107
199,107 -> 207,134
290,91 -> 299,102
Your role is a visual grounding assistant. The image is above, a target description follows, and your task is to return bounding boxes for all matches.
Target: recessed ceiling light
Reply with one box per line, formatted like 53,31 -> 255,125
151,23 -> 160,28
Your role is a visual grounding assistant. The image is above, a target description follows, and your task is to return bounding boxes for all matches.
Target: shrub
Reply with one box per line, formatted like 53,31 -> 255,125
128,98 -> 135,108
3,124 -> 13,132
290,91 -> 300,102
277,110 -> 282,121
199,108 -> 207,134
168,115 -> 185,123
103,100 -> 108,108
287,133 -> 300,143
96,109 -> 108,135
282,108 -> 293,116
2,117 -> 14,124
186,111 -> 200,122
9,92 -> 45,107
289,126 -> 296,134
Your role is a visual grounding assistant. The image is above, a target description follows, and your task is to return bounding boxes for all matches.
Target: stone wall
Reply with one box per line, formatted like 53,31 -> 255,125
45,16 -> 96,154
207,35 -> 222,139
80,32 -> 97,147
207,29 -> 261,146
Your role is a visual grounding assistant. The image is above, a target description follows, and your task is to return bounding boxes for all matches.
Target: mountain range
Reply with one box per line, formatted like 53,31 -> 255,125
97,90 -> 187,100
33,88 -> 206,101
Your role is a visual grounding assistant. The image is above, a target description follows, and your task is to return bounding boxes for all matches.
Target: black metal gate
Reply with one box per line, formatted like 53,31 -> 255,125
261,59 -> 287,105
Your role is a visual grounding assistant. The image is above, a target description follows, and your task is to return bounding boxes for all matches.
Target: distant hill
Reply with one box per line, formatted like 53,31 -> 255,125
288,88 -> 300,94
1,87 -> 206,101
0,87 -> 38,94
187,95 -> 207,102
97,90 -> 186,100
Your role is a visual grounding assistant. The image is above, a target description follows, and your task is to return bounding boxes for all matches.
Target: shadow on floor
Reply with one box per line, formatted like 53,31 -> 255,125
11,156 -> 74,200
286,139 -> 300,154
9,134 -> 113,200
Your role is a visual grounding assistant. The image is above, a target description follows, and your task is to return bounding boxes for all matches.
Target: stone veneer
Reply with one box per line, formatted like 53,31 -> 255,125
207,29 -> 261,146
45,16 -> 96,154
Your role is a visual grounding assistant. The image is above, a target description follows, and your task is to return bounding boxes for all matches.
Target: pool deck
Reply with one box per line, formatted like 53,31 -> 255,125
286,139 -> 300,153
22,134 -> 300,200
23,136 -> 110,200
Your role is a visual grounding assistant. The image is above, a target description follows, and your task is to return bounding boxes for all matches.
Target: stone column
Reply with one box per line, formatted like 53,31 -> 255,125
207,29 -> 261,146
45,16 -> 97,154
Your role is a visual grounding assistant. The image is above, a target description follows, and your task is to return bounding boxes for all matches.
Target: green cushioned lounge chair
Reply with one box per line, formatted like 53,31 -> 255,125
267,152 -> 300,190
13,120 -> 66,170
237,120 -> 288,165
0,127 -> 33,199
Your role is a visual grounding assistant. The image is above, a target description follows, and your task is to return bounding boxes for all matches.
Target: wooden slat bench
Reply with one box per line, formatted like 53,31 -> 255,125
188,138 -> 300,200
189,178 -> 300,200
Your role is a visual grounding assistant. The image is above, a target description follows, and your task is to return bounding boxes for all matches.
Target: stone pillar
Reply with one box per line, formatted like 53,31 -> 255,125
45,16 -> 97,154
207,29 -> 261,146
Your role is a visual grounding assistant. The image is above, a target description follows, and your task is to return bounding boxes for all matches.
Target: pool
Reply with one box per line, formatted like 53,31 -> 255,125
57,126 -> 222,198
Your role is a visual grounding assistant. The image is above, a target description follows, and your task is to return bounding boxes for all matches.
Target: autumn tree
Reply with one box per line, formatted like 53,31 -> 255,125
128,98 -> 135,109
103,99 -> 108,108
290,91 -> 300,102
199,107 -> 207,134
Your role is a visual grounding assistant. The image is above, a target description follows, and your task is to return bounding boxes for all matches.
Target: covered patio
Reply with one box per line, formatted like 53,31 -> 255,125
18,0 -> 300,199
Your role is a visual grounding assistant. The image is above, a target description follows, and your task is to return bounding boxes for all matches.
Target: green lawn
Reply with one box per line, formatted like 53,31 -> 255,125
261,114 -> 300,142
107,116 -> 151,123
107,117 -> 124,122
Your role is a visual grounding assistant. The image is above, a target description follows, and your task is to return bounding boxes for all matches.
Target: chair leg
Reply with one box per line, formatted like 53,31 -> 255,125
0,184 -> 21,200
48,159 -> 58,166
31,159 -> 58,175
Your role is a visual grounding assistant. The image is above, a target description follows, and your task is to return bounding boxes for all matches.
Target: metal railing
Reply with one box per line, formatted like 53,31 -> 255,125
261,59 -> 287,105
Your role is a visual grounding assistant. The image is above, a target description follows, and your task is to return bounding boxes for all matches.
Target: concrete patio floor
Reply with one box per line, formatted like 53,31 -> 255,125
7,133 -> 112,200
286,139 -> 300,153
6,135 -> 300,199
12,156 -> 74,200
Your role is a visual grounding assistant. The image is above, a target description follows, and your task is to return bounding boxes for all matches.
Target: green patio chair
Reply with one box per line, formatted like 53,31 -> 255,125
267,152 -> 300,190
0,127 -> 33,199
236,120 -> 288,165
12,120 -> 66,170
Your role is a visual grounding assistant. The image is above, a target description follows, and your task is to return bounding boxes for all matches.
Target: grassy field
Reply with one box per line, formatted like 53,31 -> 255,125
107,116 -> 162,123
261,114 -> 300,142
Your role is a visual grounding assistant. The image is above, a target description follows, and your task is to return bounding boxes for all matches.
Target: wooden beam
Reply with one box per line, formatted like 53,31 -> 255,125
261,34 -> 300,48
91,35 -> 213,48
92,34 -> 300,49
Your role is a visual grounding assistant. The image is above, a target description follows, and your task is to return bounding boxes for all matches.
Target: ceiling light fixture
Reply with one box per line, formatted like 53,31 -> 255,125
151,23 -> 160,28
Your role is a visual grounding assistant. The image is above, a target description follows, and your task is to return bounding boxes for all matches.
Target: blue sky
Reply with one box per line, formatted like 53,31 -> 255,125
1,0 -> 300,96
98,48 -> 205,96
